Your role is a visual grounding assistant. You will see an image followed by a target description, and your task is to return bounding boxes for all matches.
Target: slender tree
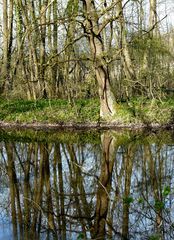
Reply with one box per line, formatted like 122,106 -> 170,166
2,0 -> 14,93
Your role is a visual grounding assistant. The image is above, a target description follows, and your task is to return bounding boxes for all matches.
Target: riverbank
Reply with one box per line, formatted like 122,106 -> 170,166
0,121 -> 174,131
0,98 -> 174,129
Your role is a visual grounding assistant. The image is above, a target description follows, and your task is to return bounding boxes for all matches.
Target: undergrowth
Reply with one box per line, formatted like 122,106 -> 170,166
0,98 -> 174,125
0,99 -> 100,123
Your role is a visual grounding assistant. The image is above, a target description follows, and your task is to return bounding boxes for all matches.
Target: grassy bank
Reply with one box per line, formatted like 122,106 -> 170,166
0,98 -> 174,126
0,99 -> 100,124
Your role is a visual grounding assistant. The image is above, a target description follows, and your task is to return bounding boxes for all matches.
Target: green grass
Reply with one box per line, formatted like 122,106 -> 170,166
114,97 -> 174,125
0,97 -> 174,125
0,99 -> 100,124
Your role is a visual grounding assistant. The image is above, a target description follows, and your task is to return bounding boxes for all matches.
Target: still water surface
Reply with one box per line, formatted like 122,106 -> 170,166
0,129 -> 174,240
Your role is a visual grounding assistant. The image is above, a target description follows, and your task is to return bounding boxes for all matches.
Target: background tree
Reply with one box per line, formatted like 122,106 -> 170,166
1,0 -> 14,93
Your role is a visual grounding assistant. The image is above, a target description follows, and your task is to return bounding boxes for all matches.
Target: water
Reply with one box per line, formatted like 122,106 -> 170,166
0,128 -> 174,240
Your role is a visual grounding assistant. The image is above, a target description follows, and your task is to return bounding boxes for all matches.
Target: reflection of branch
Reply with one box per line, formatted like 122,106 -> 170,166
0,150 -> 6,162
53,212 -> 94,220
106,219 -> 122,237
23,197 -> 57,233
141,192 -> 174,227
72,161 -> 111,200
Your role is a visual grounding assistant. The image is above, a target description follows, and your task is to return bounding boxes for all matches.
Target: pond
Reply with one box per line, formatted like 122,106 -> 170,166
0,128 -> 174,240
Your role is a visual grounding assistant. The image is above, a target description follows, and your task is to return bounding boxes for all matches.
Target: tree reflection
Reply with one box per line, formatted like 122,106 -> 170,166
0,131 -> 174,239
92,132 -> 116,240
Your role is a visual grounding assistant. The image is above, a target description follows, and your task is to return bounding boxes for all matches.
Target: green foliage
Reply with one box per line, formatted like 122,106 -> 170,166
77,233 -> 85,240
15,3 -> 23,38
163,186 -> 171,197
0,99 -> 100,124
137,197 -> 144,204
65,0 -> 79,17
129,34 -> 174,97
148,234 -> 161,240
154,200 -> 165,211
0,98 -> 174,126
131,35 -> 171,58
0,128 -> 101,144
123,196 -> 134,205
114,97 -> 174,125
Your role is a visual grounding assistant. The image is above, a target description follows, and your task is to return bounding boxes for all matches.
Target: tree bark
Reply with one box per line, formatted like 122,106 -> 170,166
117,0 -> 137,96
40,1 -> 48,98
2,0 -> 14,93
149,0 -> 157,36
82,0 -> 116,118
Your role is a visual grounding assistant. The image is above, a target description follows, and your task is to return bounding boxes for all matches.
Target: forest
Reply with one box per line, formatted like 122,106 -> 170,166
1,1 -> 174,238
0,0 -> 174,120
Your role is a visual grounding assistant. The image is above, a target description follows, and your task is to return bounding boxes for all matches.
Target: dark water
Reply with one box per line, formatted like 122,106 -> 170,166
0,129 -> 174,240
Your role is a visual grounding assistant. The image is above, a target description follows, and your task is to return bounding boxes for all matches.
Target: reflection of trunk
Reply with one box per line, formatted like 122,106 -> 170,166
92,132 -> 116,239
53,144 -> 62,237
6,143 -> 23,237
23,144 -> 32,238
145,144 -> 163,232
5,143 -> 17,238
69,145 -> 93,232
44,143 -> 56,236
83,0 -> 116,118
78,146 -> 93,231
56,144 -> 66,240
108,152 -> 123,239
66,145 -> 88,238
31,143 -> 45,236
122,144 -> 135,240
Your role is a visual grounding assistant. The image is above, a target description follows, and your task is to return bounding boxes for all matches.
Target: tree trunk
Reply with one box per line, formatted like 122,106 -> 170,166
117,0 -> 137,96
122,144 -> 135,240
52,0 -> 58,97
83,0 -> 116,118
92,132 -> 116,239
149,0 -> 157,36
40,1 -> 48,98
2,0 -> 14,93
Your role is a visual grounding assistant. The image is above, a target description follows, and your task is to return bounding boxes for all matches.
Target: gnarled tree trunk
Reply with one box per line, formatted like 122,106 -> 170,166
82,0 -> 116,118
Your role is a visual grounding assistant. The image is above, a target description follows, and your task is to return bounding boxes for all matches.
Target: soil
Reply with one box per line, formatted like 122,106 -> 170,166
0,121 -> 174,131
